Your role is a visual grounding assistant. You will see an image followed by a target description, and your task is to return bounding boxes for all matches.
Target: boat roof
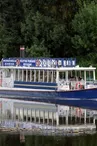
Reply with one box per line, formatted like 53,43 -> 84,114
58,66 -> 96,71
0,66 -> 96,71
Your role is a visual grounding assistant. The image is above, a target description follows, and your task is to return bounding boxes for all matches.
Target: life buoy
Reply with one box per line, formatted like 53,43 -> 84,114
76,82 -> 82,89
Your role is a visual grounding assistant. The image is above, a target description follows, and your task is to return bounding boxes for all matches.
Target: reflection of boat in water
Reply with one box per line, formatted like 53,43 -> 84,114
0,58 -> 97,109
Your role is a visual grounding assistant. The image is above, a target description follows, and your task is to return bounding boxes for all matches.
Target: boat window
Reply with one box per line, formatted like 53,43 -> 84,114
25,70 -> 28,81
23,70 -> 26,81
81,71 -> 84,80
27,70 -> 30,82
59,72 -> 66,80
72,70 -> 75,76
22,70 -> 24,81
86,71 -> 93,81
34,70 -> 36,82
51,71 -> 54,82
32,70 -> 34,81
15,69 -> 18,80
5,69 -> 11,78
77,71 -> 81,79
19,69 -> 22,81
49,71 -> 52,82
36,70 -> 38,82
53,71 -> 56,82
29,70 -> 32,82
40,70 -> 43,82
47,70 -> 49,82
44,70 -> 47,82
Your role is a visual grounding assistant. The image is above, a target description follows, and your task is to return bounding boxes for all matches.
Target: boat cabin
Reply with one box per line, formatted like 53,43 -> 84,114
0,58 -> 96,91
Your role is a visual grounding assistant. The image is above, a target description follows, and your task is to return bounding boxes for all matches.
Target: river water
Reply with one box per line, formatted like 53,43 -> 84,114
0,133 -> 97,146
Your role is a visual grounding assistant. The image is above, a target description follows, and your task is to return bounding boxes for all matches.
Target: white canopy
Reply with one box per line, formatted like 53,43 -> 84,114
0,65 -> 96,71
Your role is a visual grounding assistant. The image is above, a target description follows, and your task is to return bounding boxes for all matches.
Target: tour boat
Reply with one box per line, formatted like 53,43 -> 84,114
0,58 -> 97,109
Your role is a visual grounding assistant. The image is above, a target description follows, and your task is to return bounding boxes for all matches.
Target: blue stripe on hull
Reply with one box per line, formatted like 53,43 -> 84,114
14,85 -> 56,90
14,81 -> 57,90
0,88 -> 97,109
58,88 -> 97,99
14,81 -> 57,86
0,88 -> 97,99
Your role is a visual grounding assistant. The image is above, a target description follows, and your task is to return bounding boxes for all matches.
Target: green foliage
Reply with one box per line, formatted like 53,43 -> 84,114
26,42 -> 51,57
76,0 -> 97,7
21,11 -> 53,47
0,24 -> 7,57
0,0 -> 81,59
0,0 -> 23,58
22,10 -> 72,57
72,2 -> 97,65
49,23 -> 71,57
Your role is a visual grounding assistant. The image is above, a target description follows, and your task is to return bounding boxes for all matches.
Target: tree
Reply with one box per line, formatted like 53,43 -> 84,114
21,11 -> 70,58
72,2 -> 97,65
0,0 -> 24,58
26,42 -> 51,57
0,24 -> 7,58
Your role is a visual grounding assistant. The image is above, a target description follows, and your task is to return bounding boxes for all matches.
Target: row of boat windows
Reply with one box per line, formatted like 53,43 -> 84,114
14,70 -> 57,82
59,71 -> 94,81
5,69 -> 57,83
5,69 -> 94,82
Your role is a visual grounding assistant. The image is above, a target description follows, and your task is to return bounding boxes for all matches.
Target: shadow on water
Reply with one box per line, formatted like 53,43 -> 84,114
0,133 -> 97,146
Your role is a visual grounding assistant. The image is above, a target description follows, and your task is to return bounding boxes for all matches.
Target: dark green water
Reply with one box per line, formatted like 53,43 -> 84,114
0,133 -> 97,146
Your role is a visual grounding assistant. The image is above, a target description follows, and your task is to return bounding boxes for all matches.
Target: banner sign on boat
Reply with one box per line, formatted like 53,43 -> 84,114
1,58 -> 76,67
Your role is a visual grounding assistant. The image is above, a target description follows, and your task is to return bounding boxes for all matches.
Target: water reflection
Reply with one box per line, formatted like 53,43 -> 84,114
0,134 -> 20,146
0,133 -> 97,146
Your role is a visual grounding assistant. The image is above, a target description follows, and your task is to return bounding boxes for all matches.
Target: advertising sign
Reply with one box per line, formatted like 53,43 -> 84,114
2,58 -> 76,68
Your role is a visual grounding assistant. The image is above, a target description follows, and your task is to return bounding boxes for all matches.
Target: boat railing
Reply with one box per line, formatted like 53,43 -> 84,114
86,80 -> 97,89
86,80 -> 97,85
57,79 -> 97,91
57,80 -> 85,91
